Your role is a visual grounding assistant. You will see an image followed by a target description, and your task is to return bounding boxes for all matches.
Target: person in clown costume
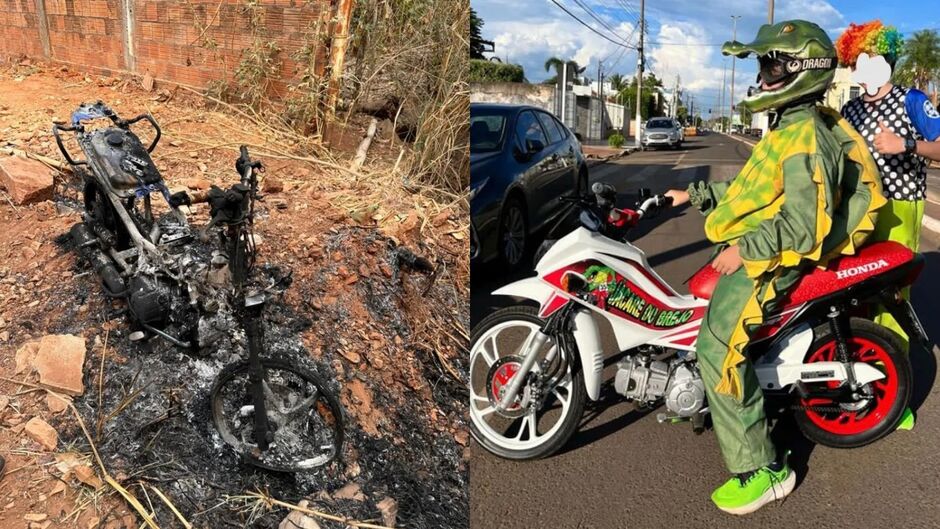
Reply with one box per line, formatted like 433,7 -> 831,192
665,20 -> 886,514
835,21 -> 940,430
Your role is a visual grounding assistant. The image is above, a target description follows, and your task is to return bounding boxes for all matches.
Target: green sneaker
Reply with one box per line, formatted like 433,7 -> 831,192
896,407 -> 915,431
711,464 -> 796,515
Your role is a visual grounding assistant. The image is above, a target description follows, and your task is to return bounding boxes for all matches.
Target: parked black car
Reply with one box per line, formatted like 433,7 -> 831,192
470,103 -> 588,268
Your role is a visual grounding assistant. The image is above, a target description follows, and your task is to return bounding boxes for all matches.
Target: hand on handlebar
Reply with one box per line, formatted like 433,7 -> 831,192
664,189 -> 690,207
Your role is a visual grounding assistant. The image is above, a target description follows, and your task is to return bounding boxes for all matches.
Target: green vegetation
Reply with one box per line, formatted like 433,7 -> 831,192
470,60 -> 525,82
607,132 -> 625,148
894,29 -> 940,92
471,7 -> 485,59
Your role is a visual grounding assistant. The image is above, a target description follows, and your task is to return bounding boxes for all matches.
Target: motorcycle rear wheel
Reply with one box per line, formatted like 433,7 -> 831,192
793,318 -> 911,448
469,306 -> 586,460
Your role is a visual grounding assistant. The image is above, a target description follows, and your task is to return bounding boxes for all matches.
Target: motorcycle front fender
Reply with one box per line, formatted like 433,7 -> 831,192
493,279 -> 604,401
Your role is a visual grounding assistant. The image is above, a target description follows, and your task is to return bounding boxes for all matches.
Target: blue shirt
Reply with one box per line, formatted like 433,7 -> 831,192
905,89 -> 940,141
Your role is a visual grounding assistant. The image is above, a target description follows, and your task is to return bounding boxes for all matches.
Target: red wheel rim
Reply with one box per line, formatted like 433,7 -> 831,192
490,362 -> 522,411
801,337 -> 898,436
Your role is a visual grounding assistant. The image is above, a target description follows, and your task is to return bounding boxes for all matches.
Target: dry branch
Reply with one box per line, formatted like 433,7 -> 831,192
350,117 -> 378,171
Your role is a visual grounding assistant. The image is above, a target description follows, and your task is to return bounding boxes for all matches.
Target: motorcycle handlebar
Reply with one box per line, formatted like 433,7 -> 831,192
51,122 -> 87,166
635,195 -> 672,218
119,113 -> 162,153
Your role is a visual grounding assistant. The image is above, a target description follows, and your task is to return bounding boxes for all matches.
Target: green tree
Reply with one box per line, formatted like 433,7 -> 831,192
894,29 -> 940,92
469,60 -> 524,82
470,7 -> 485,59
615,74 -> 665,120
543,57 -> 586,85
736,102 -> 752,127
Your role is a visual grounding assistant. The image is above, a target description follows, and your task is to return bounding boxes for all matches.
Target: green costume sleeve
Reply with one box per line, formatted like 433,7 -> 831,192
736,152 -> 835,269
687,180 -> 731,215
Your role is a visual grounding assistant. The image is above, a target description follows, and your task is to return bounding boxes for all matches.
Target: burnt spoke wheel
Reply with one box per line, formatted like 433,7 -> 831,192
210,359 -> 345,472
794,318 -> 911,448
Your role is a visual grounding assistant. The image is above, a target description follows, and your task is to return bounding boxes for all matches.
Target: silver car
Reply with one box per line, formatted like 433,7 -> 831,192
641,117 -> 681,150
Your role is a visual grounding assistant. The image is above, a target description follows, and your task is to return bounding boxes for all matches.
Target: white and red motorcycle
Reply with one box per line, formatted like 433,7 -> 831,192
470,183 -> 928,460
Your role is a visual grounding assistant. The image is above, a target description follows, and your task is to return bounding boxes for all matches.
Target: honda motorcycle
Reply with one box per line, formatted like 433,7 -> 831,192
55,102 -> 344,471
469,183 -> 928,459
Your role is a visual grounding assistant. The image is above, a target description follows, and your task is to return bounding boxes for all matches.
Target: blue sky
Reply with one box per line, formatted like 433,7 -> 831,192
473,0 -> 940,119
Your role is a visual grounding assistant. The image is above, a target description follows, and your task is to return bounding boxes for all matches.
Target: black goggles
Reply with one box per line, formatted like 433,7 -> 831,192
757,53 -> 836,84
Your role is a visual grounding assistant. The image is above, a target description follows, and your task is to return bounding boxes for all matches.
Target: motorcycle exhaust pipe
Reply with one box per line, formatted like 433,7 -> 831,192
70,223 -> 127,297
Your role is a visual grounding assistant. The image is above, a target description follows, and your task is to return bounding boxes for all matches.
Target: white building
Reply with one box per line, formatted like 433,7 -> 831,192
824,66 -> 862,112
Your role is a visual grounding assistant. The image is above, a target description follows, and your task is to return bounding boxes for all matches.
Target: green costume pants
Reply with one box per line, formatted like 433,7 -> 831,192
696,267 -> 776,474
871,199 -> 924,352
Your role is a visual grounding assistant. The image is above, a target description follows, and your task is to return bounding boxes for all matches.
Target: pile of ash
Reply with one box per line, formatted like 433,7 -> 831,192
50,219 -> 468,528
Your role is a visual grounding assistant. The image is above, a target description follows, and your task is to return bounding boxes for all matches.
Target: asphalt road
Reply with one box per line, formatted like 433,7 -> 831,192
470,133 -> 940,528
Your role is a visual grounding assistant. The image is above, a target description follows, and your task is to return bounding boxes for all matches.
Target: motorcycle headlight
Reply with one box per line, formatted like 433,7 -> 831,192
470,177 -> 489,202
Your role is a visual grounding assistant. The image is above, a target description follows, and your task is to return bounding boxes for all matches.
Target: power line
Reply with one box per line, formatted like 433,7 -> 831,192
571,0 -> 625,39
549,0 -> 638,49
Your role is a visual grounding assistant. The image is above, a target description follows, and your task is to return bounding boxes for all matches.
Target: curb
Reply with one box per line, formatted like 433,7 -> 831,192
584,146 -> 639,168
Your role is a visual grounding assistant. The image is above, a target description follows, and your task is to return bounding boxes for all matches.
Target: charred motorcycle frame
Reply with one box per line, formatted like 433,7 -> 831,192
55,101 -> 344,472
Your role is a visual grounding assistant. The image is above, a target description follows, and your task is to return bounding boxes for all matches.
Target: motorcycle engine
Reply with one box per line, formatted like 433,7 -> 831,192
127,274 -> 175,327
614,352 -> 706,417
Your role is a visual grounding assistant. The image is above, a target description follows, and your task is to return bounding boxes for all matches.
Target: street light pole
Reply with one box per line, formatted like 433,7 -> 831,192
634,0 -> 645,148
730,15 -> 740,132
720,60 -> 727,133
768,0 -> 774,24
561,60 -> 568,126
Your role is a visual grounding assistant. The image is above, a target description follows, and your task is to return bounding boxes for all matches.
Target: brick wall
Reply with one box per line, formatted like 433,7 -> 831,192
0,0 -> 334,91
0,0 -> 46,59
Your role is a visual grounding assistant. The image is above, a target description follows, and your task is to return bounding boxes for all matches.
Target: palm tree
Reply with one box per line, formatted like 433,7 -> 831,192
895,29 -> 940,93
608,73 -> 626,92
544,57 -> 586,85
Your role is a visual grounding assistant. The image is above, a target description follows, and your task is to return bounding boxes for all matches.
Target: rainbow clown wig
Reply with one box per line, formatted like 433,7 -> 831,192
835,20 -> 904,68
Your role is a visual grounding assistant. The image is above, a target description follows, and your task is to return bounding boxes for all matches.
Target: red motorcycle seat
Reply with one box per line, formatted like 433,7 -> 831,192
688,241 -> 915,303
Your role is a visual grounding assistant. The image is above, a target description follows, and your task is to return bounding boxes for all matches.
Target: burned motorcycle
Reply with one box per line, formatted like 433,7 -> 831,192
55,102 -> 344,472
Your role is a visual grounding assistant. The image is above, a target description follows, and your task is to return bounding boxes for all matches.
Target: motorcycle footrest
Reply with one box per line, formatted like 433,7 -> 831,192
656,412 -> 691,424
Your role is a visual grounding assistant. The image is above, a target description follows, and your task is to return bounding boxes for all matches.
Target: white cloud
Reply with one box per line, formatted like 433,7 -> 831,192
474,0 -> 849,117
489,18 -> 636,80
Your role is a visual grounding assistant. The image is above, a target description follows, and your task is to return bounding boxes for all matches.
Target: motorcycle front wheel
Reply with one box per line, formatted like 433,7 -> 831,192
210,358 -> 345,472
469,306 -> 586,460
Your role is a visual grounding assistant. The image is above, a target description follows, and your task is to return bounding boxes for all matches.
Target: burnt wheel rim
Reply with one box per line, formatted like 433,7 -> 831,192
501,205 -> 526,266
801,337 -> 899,436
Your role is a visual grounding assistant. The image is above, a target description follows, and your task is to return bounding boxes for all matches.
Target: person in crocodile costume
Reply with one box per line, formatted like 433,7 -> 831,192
666,20 -> 885,515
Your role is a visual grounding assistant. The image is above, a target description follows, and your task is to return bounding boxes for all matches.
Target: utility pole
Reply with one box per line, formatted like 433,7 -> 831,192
730,15 -> 741,133
634,0 -> 645,147
673,74 -> 679,118
561,60 -> 568,126
768,0 -> 774,24
720,60 -> 727,133
599,67 -> 605,139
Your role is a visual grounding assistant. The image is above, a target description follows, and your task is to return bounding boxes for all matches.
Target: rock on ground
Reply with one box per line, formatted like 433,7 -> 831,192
0,155 -> 53,204
277,500 -> 321,529
33,334 -> 86,396
24,416 -> 58,451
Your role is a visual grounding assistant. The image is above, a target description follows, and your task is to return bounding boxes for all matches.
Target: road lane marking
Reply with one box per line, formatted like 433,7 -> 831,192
923,214 -> 940,235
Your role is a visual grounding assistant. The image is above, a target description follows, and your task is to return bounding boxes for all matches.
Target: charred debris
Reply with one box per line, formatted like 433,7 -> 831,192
40,102 -> 468,528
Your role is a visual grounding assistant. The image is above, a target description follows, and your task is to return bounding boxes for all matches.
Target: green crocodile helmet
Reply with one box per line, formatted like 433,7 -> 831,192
723,20 -> 837,112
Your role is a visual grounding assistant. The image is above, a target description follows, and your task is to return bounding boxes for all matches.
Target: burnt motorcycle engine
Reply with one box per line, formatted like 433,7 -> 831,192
127,274 -> 175,327
614,352 -> 706,417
